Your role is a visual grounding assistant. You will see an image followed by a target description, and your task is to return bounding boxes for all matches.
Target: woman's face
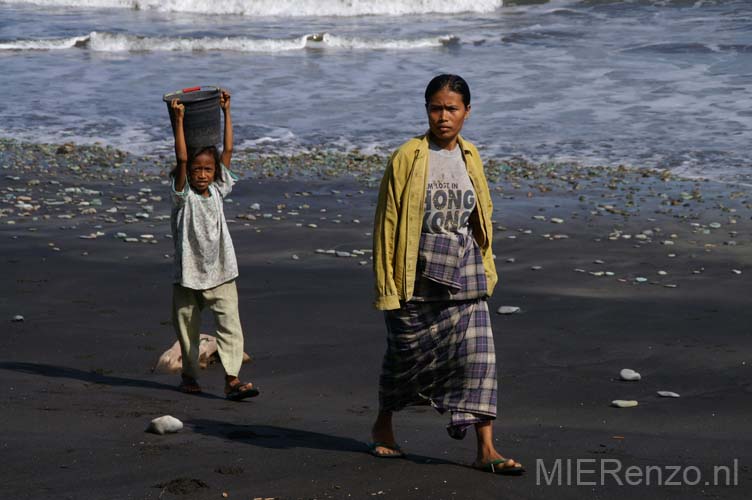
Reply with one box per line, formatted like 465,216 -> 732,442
426,87 -> 470,149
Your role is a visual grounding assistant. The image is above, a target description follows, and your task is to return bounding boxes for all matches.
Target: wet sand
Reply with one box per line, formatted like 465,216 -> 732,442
1,141 -> 751,499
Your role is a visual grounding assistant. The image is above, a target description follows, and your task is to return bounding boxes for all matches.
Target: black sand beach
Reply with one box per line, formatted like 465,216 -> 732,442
1,140 -> 750,499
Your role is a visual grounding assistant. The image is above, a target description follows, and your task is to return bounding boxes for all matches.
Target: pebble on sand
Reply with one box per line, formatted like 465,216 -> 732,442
146,415 -> 183,435
12,315 -> 24,322
497,306 -> 521,315
657,391 -> 680,398
611,400 -> 639,408
619,368 -> 641,381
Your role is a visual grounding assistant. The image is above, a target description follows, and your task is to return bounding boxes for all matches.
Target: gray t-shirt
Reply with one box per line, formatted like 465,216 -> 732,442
422,143 -> 477,235
170,164 -> 239,290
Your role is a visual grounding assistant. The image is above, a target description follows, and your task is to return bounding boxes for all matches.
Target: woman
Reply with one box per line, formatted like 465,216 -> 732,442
371,74 -> 523,474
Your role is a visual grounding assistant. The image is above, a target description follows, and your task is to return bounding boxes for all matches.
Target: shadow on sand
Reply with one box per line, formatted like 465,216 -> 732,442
0,361 -> 223,400
187,418 -> 458,466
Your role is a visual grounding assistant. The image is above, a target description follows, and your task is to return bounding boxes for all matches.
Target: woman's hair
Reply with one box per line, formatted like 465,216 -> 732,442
171,145 -> 221,181
424,74 -> 471,107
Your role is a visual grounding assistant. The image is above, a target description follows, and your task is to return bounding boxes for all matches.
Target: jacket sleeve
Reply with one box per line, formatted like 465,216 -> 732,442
476,156 -> 498,295
372,153 -> 402,310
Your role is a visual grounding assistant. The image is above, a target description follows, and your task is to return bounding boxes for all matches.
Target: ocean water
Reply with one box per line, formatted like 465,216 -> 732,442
1,0 -> 751,182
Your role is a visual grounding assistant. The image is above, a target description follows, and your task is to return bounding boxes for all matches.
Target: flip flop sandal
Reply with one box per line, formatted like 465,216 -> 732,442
368,442 -> 405,458
474,458 -> 525,475
225,382 -> 260,401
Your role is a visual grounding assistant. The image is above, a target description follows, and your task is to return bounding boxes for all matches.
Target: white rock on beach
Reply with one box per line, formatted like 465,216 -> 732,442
12,315 -> 24,322
147,415 -> 183,435
497,306 -> 521,315
657,391 -> 680,398
611,400 -> 639,408
620,368 -> 641,381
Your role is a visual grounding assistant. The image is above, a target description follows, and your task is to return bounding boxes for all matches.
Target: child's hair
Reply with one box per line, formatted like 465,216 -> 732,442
171,145 -> 222,182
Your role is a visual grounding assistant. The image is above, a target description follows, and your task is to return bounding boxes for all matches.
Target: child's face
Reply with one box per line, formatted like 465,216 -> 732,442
188,151 -> 216,194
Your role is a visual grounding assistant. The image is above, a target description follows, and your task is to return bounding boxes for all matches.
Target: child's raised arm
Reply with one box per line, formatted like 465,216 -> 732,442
171,99 -> 188,192
219,89 -> 233,169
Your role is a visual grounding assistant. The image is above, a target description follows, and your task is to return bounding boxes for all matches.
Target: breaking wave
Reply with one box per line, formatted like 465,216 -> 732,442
0,31 -> 460,52
0,0 -> 503,16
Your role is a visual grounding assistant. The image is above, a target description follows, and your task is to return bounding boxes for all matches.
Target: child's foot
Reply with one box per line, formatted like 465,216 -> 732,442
224,378 -> 259,401
178,375 -> 201,394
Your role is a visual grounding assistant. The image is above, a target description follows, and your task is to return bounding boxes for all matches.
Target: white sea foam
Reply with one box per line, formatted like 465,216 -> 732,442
320,33 -> 457,49
1,0 -> 503,16
0,31 -> 457,52
0,34 -> 89,50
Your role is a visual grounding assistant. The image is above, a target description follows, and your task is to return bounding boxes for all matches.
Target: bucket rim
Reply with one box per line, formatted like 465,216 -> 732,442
162,85 -> 220,103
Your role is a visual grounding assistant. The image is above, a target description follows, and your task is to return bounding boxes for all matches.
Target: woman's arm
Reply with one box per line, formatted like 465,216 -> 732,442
219,89 -> 233,169
171,99 -> 188,192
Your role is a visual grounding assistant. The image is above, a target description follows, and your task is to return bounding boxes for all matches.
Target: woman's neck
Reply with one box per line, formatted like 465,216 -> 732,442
428,132 -> 459,151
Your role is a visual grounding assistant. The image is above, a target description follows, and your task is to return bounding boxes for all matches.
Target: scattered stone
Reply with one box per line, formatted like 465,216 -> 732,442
550,217 -> 564,224
611,400 -> 639,408
291,254 -> 299,260
530,266 -> 543,271
12,315 -> 24,322
250,203 -> 261,210
732,269 -> 742,275
146,415 -> 183,435
335,251 -> 351,257
497,306 -> 521,315
634,277 -> 648,283
657,391 -> 680,398
619,368 -> 641,381
307,223 -> 318,229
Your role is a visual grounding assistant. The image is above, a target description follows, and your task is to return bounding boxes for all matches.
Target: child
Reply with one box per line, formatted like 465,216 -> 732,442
169,90 -> 258,401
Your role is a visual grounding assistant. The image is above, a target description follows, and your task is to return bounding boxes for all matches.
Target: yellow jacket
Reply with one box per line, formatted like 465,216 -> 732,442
372,134 -> 497,310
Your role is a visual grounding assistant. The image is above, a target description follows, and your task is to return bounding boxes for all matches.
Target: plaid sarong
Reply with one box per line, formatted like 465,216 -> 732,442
412,229 -> 488,302
379,230 -> 497,439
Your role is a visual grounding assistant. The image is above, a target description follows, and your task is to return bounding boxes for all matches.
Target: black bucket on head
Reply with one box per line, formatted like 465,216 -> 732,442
163,86 -> 221,151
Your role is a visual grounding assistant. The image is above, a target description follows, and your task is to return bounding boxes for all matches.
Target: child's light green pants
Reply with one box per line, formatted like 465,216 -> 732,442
172,279 -> 244,379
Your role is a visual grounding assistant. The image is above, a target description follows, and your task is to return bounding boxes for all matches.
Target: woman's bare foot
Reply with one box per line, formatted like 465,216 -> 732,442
370,411 -> 403,457
473,420 -> 524,474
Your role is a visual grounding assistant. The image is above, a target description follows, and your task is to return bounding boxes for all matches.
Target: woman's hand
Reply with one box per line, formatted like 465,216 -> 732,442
219,89 -> 231,113
171,98 -> 185,121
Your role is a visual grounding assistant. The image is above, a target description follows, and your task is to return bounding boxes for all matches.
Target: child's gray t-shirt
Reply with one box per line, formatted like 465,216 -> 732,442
422,142 -> 477,235
170,164 -> 239,290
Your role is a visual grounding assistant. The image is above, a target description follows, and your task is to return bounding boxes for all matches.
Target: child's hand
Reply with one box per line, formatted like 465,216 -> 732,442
171,98 -> 185,121
220,90 -> 231,112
